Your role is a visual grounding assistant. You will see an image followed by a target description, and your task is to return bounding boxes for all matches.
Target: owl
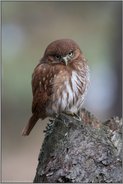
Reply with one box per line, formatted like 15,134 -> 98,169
22,39 -> 90,136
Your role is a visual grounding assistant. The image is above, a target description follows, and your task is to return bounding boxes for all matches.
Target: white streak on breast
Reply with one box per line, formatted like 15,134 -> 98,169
65,80 -> 73,103
70,70 -> 88,110
71,71 -> 83,95
61,91 -> 67,109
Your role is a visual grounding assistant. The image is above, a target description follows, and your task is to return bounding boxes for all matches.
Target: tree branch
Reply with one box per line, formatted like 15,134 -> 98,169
33,108 -> 122,183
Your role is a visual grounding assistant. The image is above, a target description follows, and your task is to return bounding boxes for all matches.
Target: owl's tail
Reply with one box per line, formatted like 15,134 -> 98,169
22,114 -> 39,136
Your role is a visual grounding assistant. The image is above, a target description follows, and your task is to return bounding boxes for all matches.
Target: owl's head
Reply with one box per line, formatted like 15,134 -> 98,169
42,39 -> 82,65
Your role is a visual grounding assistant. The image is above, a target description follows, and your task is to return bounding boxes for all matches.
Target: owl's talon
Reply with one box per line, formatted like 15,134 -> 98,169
73,113 -> 81,121
62,111 -> 81,121
62,111 -> 74,116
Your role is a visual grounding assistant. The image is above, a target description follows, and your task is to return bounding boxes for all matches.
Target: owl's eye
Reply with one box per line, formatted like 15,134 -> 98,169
54,55 -> 61,60
68,51 -> 73,57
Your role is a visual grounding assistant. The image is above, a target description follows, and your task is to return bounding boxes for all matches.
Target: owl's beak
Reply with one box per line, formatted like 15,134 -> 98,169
62,56 -> 69,65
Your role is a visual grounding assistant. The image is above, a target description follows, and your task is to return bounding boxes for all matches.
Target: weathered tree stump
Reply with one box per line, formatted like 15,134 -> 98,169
33,109 -> 122,183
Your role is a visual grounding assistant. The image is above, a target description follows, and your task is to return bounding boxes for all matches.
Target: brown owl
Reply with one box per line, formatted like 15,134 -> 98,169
22,39 -> 90,136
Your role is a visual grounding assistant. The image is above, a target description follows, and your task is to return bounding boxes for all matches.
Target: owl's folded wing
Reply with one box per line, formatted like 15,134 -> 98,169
31,63 -> 53,116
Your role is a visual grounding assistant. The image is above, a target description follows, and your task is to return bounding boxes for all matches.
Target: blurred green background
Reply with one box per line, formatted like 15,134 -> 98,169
2,1 -> 122,182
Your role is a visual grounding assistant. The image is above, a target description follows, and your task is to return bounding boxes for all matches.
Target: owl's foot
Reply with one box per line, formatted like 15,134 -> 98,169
62,111 -> 81,121
73,112 -> 81,121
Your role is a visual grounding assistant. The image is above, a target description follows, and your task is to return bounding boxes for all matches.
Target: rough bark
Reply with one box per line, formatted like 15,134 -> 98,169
33,108 -> 122,183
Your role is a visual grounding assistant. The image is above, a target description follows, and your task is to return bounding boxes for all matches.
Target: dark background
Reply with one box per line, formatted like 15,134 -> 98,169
2,2 -> 122,182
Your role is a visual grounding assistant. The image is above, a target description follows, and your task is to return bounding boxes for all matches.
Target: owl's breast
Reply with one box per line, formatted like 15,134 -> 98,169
46,65 -> 89,115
